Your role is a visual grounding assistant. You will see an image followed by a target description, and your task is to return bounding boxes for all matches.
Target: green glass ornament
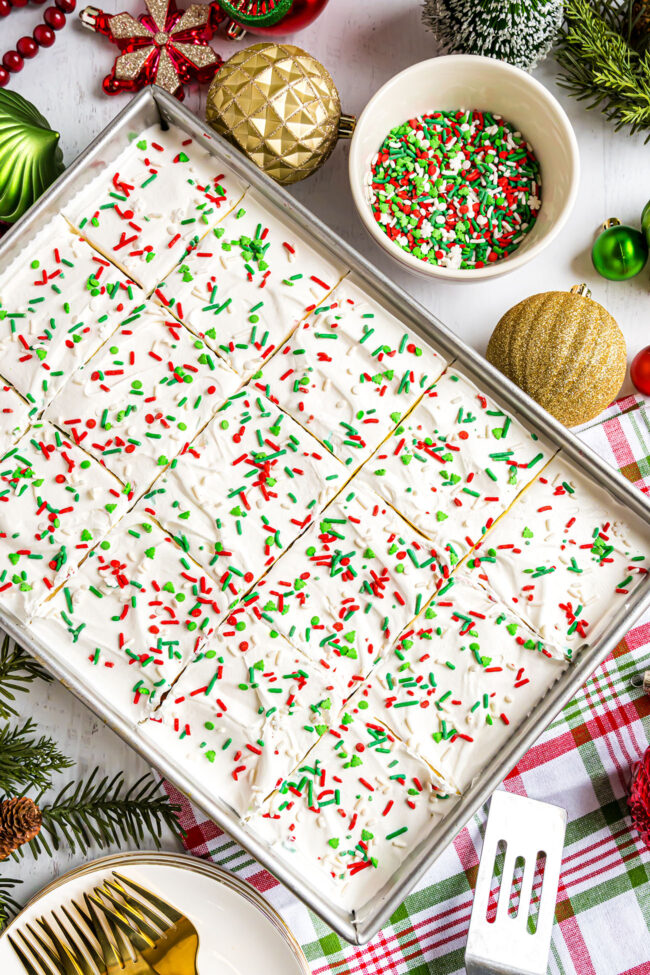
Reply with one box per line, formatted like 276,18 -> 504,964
0,90 -> 64,226
591,217 -> 649,281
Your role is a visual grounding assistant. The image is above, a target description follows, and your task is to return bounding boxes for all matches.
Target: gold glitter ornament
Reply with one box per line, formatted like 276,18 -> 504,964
205,42 -> 355,184
486,285 -> 627,428
80,0 -> 221,99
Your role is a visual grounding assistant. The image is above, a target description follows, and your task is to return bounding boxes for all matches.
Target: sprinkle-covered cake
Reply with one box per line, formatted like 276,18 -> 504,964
359,574 -> 566,793
0,216 -> 136,410
252,486 -> 446,697
62,124 -> 247,293
250,706 -> 458,909
138,388 -> 345,597
460,456 -> 649,657
43,300 -> 239,497
141,610 -> 340,816
0,422 -> 130,616
354,369 -> 553,568
0,120 -> 646,916
256,278 -> 447,470
32,512 -> 226,719
153,189 -> 347,378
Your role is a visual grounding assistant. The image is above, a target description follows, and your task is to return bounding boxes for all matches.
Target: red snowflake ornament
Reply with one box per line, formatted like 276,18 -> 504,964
80,0 -> 223,99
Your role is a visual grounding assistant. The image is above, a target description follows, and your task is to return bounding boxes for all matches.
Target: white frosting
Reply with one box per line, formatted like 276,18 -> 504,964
44,300 -> 239,497
257,277 -> 448,471
0,385 -> 33,443
154,188 -> 347,378
141,612 -> 341,816
362,575 -> 566,792
63,124 -> 248,292
252,485 -> 445,697
249,705 -> 457,910
32,512 -> 226,719
354,370 -> 553,568
460,455 -> 650,656
138,388 -> 345,597
0,216 -> 135,410
0,421 -> 130,616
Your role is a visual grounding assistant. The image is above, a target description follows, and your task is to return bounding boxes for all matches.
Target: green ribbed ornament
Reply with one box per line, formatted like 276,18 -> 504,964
0,90 -> 64,225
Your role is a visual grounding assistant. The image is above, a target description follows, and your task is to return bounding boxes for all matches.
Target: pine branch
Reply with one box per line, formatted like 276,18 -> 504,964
17,770 -> 182,859
0,877 -> 22,931
555,0 -> 650,140
0,635 -> 52,721
0,720 -> 73,796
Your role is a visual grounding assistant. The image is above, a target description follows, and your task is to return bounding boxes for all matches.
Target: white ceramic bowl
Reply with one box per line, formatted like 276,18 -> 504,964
349,55 -> 580,281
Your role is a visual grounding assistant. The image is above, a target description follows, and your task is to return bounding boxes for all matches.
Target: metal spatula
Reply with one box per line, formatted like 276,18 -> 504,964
466,791 -> 567,975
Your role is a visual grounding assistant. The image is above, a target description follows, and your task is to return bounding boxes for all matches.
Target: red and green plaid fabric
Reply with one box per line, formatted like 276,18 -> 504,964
164,394 -> 650,975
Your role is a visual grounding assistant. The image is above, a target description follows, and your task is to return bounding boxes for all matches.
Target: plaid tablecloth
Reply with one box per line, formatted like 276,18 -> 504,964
164,394 -> 650,975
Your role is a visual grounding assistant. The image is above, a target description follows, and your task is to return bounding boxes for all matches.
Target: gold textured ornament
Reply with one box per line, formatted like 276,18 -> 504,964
486,285 -> 627,428
205,42 -> 355,184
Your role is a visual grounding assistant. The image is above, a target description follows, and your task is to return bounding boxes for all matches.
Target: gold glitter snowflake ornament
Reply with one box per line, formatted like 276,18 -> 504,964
80,0 -> 222,99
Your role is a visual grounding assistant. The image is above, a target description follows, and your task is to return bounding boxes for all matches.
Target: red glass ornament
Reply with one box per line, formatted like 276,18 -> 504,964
55,0 -> 76,10
81,0 -> 222,99
44,5 -> 66,27
12,0 -> 30,7
31,0 -> 49,5
17,35 -> 38,57
33,23 -> 56,45
215,0 -> 330,35
0,0 -> 11,16
0,66 -> 9,87
631,345 -> 650,396
629,746 -> 650,850
2,50 -> 24,72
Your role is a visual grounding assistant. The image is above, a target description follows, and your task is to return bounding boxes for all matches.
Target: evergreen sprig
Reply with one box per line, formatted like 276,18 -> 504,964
0,877 -> 22,929
0,635 -> 183,928
0,719 -> 73,796
0,634 -> 51,721
15,769 -> 182,859
556,0 -> 650,139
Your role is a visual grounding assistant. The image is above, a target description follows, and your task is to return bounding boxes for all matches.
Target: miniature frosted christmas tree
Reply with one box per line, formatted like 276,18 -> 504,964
422,0 -> 564,70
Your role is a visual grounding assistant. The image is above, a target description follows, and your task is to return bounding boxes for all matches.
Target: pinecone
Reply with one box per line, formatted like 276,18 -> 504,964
0,797 -> 42,859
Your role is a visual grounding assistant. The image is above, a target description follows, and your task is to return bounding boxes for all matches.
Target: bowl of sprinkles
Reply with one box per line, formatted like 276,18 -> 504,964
349,55 -> 579,280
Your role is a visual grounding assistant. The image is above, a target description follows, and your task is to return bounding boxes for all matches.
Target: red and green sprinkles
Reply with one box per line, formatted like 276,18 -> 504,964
258,713 -> 452,889
367,109 -> 541,269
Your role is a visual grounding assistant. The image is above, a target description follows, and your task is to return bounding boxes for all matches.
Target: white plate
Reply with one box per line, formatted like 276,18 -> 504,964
0,851 -> 309,975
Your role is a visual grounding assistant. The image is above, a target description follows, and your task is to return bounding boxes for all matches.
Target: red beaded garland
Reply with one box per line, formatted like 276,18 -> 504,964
0,0 -> 69,84
17,35 -> 38,57
43,4 -> 65,27
2,50 -> 23,72
33,23 -> 55,45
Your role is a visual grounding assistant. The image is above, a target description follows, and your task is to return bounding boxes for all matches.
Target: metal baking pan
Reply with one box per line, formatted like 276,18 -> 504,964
1,87 -> 649,945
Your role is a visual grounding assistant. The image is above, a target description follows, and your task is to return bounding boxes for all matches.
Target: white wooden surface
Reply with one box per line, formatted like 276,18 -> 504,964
4,0 -> 649,908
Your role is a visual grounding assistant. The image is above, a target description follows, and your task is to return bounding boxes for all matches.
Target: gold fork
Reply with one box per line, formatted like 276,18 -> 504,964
8,891 -> 156,975
89,872 -> 199,975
